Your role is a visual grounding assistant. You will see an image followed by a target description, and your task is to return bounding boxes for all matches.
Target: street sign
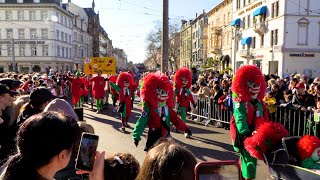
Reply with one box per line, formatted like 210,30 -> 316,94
83,57 -> 117,75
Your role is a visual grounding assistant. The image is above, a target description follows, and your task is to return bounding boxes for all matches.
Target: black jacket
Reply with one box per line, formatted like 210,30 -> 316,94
292,92 -> 315,109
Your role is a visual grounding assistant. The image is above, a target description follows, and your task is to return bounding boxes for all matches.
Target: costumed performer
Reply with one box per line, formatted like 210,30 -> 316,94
110,72 -> 133,132
132,72 -> 192,151
174,68 -> 196,123
230,65 -> 269,180
89,70 -> 106,113
66,71 -> 83,107
108,74 -> 119,112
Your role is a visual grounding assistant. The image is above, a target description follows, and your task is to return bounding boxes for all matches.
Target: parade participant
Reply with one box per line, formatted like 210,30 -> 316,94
110,72 -> 133,132
108,75 -> 119,112
297,135 -> 320,170
230,65 -> 269,180
66,72 -> 83,107
132,72 -> 192,151
174,68 -> 196,123
128,71 -> 138,108
89,70 -> 106,113
81,74 -> 90,104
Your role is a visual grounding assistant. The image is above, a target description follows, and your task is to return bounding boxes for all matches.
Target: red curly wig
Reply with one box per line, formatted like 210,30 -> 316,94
174,68 -> 192,89
244,122 -> 288,160
231,65 -> 266,102
140,72 -> 174,109
116,72 -> 133,89
297,135 -> 320,160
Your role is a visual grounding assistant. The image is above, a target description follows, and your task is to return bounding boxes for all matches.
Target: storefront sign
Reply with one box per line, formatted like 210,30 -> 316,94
289,53 -> 315,57
255,55 -> 264,58
238,1 -> 263,16
0,40 -> 45,45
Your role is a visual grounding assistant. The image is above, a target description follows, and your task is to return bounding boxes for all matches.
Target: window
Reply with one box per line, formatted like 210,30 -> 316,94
261,34 -> 264,47
61,15 -> 64,25
66,47 -> 68,57
65,33 -> 68,42
272,1 -> 279,18
228,12 -> 230,23
69,48 -> 71,58
252,37 -> 256,49
41,11 -> 47,20
243,0 -> 246,7
236,0 -> 240,10
242,17 -> 246,29
41,29 -> 48,39
18,10 -> 24,20
7,47 -> 12,56
30,29 -> 36,39
57,46 -> 60,57
270,30 -> 274,46
74,32 -> 77,41
298,18 -> 309,45
81,35 -> 84,42
61,32 -> 64,41
64,17 -> 67,26
0,0 -> 5,3
6,11 -> 12,20
31,46 -> 37,56
6,29 -> 13,39
69,35 -> 71,43
0,46 -> 2,56
34,0 -> 40,3
62,47 -> 65,57
42,46 -> 48,56
275,29 -> 278,45
56,30 -> 60,40
17,0 -> 23,3
247,15 -> 251,28
29,11 -> 36,20
18,29 -> 25,39
81,49 -> 84,57
19,47 -> 25,56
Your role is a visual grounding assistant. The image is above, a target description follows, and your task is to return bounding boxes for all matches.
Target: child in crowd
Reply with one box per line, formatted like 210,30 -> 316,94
263,91 -> 277,120
280,90 -> 293,108
104,153 -> 140,180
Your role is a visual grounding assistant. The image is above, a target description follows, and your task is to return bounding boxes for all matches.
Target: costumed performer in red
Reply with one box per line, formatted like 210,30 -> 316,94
81,74 -> 90,105
66,71 -> 83,107
174,68 -> 196,123
110,72 -> 133,132
230,65 -> 269,180
132,72 -> 192,151
89,70 -> 106,113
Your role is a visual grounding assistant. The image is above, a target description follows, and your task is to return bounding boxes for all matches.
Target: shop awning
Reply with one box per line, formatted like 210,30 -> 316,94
241,37 -> 252,45
231,18 -> 240,27
253,6 -> 267,17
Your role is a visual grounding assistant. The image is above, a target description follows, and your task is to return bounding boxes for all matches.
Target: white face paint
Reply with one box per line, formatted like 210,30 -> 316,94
156,88 -> 169,102
247,81 -> 261,99
311,147 -> 320,161
124,80 -> 130,87
182,77 -> 188,87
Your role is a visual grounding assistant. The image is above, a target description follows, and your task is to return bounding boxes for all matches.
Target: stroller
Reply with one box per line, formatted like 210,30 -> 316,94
264,136 -> 320,180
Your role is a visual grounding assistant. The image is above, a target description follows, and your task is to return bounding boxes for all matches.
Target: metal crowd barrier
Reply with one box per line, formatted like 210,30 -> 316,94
186,94 -> 320,137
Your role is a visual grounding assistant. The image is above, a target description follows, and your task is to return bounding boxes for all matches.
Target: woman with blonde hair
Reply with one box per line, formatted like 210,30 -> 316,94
9,95 -> 29,126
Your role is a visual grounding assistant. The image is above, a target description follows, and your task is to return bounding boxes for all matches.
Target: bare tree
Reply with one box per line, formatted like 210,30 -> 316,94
145,21 -> 180,71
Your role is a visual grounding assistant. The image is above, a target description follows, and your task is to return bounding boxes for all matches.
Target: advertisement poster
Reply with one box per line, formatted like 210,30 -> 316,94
83,57 -> 116,75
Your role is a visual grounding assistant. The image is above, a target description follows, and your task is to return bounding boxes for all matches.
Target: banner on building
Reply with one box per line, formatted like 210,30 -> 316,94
83,57 -> 116,74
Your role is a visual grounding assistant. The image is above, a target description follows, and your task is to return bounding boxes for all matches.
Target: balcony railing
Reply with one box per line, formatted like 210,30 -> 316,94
240,49 -> 252,58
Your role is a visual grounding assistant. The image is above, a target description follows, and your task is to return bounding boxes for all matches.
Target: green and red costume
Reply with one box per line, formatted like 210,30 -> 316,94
174,68 -> 195,122
230,65 -> 268,180
132,72 -> 191,151
110,72 -> 133,129
90,76 -> 106,111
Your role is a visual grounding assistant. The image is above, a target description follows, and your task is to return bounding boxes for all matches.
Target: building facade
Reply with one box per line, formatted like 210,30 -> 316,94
84,1 -> 99,58
231,0 -> 320,78
0,0 -> 75,73
207,0 -> 232,71
169,32 -> 180,72
191,11 -> 208,68
179,20 -> 192,68
66,1 -> 93,70
113,48 -> 127,70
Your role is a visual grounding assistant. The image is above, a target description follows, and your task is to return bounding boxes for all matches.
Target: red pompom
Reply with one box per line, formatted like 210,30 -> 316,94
174,68 -> 192,89
297,135 -> 320,160
244,122 -> 289,160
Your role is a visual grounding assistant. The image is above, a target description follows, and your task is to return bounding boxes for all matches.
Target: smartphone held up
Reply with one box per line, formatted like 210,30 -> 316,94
75,133 -> 99,171
194,161 -> 240,180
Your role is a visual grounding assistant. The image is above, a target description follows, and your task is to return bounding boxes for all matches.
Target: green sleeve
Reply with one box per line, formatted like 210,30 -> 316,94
185,89 -> 191,95
174,88 -> 178,95
132,105 -> 150,141
301,158 -> 320,169
233,102 -> 250,135
110,82 -> 120,92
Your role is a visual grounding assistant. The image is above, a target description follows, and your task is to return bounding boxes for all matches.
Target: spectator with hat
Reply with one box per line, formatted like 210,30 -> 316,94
0,84 -> 19,166
16,87 -> 56,126
292,82 -> 315,112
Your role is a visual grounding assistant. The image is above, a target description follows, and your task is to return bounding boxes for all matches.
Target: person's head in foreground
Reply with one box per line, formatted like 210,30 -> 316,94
104,152 -> 140,180
136,140 -> 197,180
2,111 -> 80,180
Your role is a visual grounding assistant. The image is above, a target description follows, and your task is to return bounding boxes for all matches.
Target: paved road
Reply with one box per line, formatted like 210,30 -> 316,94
83,98 -> 272,179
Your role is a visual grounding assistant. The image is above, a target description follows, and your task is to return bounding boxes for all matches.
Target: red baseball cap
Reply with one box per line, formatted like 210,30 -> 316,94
296,82 -> 305,89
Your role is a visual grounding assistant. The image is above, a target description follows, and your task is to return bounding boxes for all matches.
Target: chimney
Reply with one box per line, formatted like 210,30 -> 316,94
196,13 -> 198,17
68,0 -> 71,2
203,9 -> 205,14
92,0 -> 95,11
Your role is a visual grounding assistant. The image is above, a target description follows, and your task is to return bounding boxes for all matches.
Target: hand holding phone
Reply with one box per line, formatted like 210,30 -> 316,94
194,161 -> 240,180
75,133 -> 99,171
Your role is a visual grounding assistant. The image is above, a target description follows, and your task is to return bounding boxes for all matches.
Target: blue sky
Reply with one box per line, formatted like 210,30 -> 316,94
63,0 -> 220,64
